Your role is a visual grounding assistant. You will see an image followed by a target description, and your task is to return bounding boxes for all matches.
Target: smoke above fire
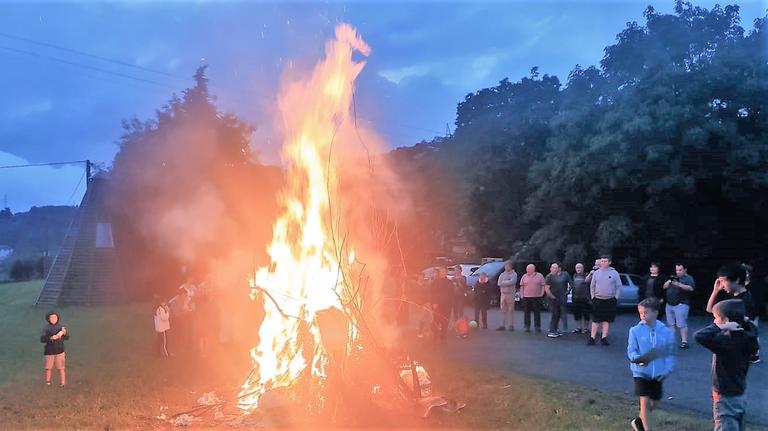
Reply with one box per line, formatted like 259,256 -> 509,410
238,23 -> 409,411
108,23 -> 415,409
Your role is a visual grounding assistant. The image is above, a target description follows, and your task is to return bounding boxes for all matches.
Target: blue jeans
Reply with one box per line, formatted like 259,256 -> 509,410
713,393 -> 746,431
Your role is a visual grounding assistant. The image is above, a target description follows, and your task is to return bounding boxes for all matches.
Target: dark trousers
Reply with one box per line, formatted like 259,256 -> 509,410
432,305 -> 450,342
523,297 -> 542,330
452,296 -> 465,321
156,331 -> 169,357
548,297 -> 562,332
474,299 -> 488,328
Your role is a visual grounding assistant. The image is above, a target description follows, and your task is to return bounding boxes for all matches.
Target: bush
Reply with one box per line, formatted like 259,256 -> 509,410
9,259 -> 43,281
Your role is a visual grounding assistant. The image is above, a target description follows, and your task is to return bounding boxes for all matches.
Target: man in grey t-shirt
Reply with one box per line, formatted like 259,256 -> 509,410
664,263 -> 695,349
588,255 -> 622,346
497,261 -> 518,331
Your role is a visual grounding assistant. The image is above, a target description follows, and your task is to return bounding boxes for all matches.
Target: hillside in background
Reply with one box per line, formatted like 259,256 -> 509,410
0,205 -> 76,276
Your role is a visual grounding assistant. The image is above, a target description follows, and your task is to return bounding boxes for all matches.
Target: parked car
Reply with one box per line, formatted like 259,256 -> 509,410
447,263 -> 480,280
466,260 -> 506,306
566,272 -> 641,308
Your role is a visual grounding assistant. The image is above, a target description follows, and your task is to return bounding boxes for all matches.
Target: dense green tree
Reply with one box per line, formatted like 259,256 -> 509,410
397,2 -> 768,283
109,67 -> 280,297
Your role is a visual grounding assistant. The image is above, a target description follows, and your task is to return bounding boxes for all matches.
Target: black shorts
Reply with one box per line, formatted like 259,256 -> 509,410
572,298 -> 591,320
634,377 -> 663,401
591,297 -> 617,323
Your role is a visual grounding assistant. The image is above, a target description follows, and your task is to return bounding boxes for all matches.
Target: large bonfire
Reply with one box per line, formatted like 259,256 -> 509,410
238,24 -> 375,413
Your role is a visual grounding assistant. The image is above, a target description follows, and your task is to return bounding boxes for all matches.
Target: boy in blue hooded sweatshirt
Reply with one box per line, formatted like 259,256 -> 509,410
627,298 -> 676,431
40,311 -> 69,387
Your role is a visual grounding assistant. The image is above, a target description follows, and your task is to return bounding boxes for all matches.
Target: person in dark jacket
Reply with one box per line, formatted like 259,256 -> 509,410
706,262 -> 760,364
40,311 -> 70,386
639,262 -> 666,319
430,266 -> 454,343
473,272 -> 491,329
695,299 -> 759,431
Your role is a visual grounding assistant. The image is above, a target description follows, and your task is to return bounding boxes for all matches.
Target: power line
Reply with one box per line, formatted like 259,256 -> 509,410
0,40 -> 448,144
66,170 -> 87,205
0,31 -> 177,78
0,160 -> 89,169
0,45 -> 177,88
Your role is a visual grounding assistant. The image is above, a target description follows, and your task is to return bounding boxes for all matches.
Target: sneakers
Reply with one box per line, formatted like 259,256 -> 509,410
45,381 -> 51,386
496,326 -> 506,331
572,328 -> 582,334
630,417 -> 645,431
600,337 -> 610,346
679,342 -> 689,349
750,354 -> 761,364
587,337 -> 596,346
547,331 -> 561,338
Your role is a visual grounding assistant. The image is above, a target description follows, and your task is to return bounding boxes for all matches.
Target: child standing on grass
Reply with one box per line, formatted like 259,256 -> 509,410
627,298 -> 675,431
695,299 -> 759,431
40,311 -> 69,387
154,299 -> 171,358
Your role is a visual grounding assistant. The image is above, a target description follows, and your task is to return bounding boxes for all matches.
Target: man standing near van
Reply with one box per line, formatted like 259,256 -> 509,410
497,261 -> 518,331
589,255 -> 622,346
520,264 -> 546,333
664,263 -> 696,349
545,262 -> 571,338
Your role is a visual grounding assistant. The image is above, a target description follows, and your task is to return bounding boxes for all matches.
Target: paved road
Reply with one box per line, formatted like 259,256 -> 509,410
419,307 -> 768,425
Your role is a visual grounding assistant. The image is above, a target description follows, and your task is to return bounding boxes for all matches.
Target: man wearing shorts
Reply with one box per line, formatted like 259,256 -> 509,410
588,255 -> 622,346
497,261 -> 518,331
664,263 -> 695,349
40,311 -> 70,387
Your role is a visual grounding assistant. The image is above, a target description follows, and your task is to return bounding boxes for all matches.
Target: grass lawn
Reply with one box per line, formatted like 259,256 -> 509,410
0,281 -> 756,430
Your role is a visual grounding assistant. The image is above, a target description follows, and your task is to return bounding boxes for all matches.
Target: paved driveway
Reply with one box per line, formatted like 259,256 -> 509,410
422,307 -> 768,425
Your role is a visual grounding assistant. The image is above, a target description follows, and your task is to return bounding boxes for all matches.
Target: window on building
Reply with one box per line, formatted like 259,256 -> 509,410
95,223 -> 114,248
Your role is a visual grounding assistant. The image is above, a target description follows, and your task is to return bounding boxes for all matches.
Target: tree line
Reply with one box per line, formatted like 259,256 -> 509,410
392,2 -> 768,287
104,2 -> 767,300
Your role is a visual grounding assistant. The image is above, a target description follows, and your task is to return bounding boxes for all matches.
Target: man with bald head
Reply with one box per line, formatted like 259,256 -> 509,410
520,264 -> 546,333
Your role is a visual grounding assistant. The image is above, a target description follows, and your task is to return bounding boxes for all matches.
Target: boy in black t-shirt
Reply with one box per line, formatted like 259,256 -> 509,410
706,263 -> 760,364
695,299 -> 758,430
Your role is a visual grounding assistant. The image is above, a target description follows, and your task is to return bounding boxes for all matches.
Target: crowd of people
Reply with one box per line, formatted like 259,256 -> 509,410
34,258 -> 762,430
416,257 -> 763,431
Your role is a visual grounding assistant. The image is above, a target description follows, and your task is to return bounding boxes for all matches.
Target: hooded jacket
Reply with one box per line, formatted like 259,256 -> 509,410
694,321 -> 759,396
40,311 -> 69,355
627,320 -> 676,379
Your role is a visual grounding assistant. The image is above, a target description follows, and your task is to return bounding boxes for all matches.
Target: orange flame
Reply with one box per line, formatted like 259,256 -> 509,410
238,24 -> 371,412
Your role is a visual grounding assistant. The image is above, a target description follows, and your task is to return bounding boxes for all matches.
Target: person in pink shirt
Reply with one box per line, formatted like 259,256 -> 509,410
520,264 -> 546,332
